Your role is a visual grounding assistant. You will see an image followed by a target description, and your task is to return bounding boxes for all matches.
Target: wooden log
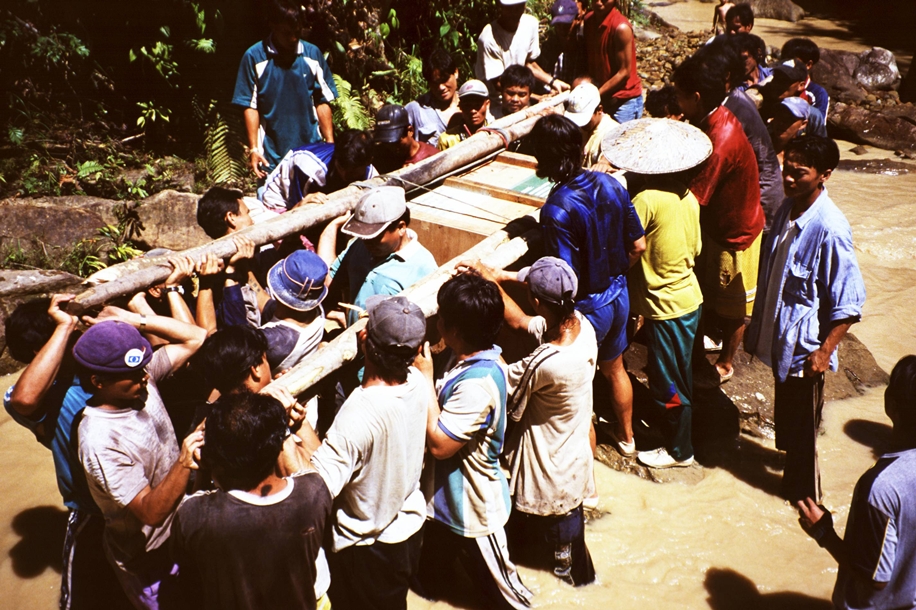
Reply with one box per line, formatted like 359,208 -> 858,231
68,93 -> 566,314
266,215 -> 542,398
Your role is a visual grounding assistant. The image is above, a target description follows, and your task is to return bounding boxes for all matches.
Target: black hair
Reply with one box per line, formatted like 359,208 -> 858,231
197,186 -> 244,239
673,53 -> 730,115
704,36 -> 749,89
364,334 -> 415,384
782,38 -> 820,65
203,392 -> 288,491
500,64 -> 535,92
529,114 -> 583,184
423,47 -> 458,82
5,298 -> 55,363
194,326 -> 269,395
887,355 -> 916,434
726,3 -> 755,27
331,130 -> 374,171
645,86 -> 682,118
264,0 -> 301,26
783,135 -> 840,173
729,32 -> 767,66
437,271 -> 504,352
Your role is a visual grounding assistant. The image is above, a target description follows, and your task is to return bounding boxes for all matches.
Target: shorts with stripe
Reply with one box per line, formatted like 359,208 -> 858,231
60,510 -> 131,610
416,519 -> 532,610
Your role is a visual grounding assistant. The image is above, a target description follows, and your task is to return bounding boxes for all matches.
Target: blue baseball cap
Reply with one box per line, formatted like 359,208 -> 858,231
267,250 -> 329,312
551,0 -> 579,25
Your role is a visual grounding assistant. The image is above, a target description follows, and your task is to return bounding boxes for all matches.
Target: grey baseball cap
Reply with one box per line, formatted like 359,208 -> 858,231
366,295 -> 427,352
458,79 -> 490,99
341,186 -> 408,239
517,256 -> 578,305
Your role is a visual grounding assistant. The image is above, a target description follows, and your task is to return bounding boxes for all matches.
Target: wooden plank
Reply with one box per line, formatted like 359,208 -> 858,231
495,151 -> 539,169
443,177 -> 547,208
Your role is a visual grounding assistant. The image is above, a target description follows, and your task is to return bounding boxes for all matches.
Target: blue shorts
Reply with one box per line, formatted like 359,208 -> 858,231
610,95 -> 644,123
581,288 -> 630,362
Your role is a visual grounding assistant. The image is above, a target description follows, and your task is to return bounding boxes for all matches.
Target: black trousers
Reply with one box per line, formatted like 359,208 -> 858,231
327,527 -> 423,610
774,373 -> 825,503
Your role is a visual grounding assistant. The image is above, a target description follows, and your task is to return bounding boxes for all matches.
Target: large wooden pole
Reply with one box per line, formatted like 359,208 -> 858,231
266,216 -> 542,397
69,95 -> 565,313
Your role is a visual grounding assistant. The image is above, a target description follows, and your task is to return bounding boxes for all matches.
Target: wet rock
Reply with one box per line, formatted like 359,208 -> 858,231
849,145 -> 870,155
854,47 -> 901,92
0,269 -> 84,375
748,0 -> 805,23
828,102 -> 916,156
598,333 -> 887,484
837,158 -> 912,176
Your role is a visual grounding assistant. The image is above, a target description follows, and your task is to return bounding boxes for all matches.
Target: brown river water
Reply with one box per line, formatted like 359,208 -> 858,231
2,2 -> 914,607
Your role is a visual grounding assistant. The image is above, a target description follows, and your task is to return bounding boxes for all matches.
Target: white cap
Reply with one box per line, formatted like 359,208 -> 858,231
564,83 -> 601,127
498,0 -> 527,5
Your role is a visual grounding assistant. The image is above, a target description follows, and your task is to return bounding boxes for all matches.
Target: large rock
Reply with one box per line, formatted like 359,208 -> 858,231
749,0 -> 805,22
0,190 -> 209,260
828,102 -> 916,156
132,190 -> 209,252
812,49 -> 868,103
0,270 -> 84,375
0,195 -> 120,249
854,47 -> 902,91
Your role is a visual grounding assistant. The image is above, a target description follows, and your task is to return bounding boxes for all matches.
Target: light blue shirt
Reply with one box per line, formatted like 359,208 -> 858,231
746,188 -> 866,382
330,231 -> 438,326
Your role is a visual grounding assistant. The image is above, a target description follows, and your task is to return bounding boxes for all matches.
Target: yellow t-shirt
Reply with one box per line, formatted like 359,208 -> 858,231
628,178 -> 704,320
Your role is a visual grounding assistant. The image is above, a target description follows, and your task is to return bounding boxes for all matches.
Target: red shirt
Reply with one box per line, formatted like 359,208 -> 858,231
584,8 -> 642,100
405,141 -> 439,166
689,106 -> 764,251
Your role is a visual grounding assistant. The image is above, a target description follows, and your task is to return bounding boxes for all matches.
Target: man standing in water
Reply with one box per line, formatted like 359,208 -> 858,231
746,135 -> 865,503
798,355 -> 916,609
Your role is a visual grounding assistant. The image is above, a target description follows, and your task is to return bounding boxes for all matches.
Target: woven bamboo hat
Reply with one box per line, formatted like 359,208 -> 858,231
601,118 -> 713,174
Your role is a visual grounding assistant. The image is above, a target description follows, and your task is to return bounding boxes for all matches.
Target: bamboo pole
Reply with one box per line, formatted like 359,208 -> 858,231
68,94 -> 566,314
266,216 -> 542,398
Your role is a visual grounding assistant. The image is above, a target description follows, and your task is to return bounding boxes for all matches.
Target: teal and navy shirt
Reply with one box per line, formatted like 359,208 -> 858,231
329,231 -> 437,327
424,347 -> 512,538
232,37 -> 338,172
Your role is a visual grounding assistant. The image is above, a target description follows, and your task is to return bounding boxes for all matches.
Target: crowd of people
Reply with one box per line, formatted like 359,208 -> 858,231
5,1 -> 916,609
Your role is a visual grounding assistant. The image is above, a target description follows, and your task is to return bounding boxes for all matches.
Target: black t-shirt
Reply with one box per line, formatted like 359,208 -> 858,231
170,471 -> 332,610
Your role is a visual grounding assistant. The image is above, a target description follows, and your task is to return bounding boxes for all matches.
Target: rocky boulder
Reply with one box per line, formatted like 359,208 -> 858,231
748,0 -> 805,23
595,333 -> 888,484
133,190 -> 209,252
827,102 -> 916,156
854,47 -> 902,91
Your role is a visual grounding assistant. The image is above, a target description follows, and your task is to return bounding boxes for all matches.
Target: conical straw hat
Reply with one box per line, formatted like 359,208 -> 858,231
601,118 -> 713,174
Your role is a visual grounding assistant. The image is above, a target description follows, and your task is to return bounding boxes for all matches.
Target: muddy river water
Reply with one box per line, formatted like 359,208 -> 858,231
2,2 -> 915,607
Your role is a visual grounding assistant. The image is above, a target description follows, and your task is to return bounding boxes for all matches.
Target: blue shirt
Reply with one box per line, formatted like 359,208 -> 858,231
330,232 -> 438,326
540,170 -> 645,312
806,81 -> 830,118
4,376 -> 97,512
746,188 -> 866,382
232,38 -> 338,172
834,449 -> 916,610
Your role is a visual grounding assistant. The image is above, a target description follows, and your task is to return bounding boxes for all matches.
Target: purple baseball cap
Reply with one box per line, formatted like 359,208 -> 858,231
73,320 -> 153,374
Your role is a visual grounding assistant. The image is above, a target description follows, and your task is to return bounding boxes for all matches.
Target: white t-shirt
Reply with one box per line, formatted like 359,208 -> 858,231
78,349 -> 178,569
311,367 -> 429,551
504,313 -> 597,515
475,14 -> 541,82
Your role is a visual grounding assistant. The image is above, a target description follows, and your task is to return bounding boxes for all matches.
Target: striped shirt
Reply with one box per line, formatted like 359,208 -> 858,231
425,347 -> 511,538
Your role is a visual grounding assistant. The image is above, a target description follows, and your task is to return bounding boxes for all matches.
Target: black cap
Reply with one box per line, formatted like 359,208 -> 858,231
373,104 -> 410,143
